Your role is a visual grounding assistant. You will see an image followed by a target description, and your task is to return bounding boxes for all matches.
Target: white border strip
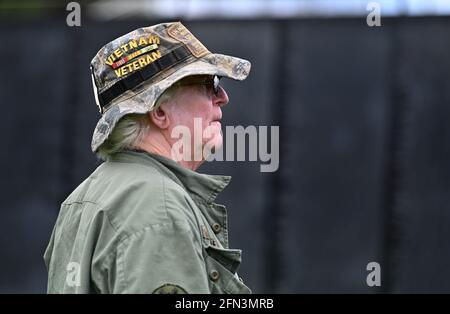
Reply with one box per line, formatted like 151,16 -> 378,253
88,0 -> 450,20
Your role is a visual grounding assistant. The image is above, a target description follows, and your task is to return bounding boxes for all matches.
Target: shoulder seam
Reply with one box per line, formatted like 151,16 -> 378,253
62,200 -> 98,206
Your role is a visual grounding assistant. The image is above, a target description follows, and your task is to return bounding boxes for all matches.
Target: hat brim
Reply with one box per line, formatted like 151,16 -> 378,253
91,53 -> 251,153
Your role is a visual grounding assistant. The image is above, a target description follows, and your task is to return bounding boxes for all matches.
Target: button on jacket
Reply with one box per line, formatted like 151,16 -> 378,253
44,150 -> 251,294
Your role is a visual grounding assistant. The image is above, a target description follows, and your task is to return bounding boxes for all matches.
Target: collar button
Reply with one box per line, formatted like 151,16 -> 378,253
210,270 -> 220,281
212,223 -> 221,233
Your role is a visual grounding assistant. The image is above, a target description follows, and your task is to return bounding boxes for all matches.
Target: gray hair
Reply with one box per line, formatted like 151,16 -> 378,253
95,85 -> 179,161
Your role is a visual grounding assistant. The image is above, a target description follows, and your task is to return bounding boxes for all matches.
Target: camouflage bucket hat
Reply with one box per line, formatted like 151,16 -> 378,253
90,21 -> 251,153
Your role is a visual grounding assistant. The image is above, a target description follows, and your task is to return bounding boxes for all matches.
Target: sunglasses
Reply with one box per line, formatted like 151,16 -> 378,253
176,75 -> 221,96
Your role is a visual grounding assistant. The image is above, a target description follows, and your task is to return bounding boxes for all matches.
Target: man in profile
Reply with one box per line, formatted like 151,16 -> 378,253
44,21 -> 251,294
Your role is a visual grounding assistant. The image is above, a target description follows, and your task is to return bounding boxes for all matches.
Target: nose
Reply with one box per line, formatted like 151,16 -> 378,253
214,85 -> 229,107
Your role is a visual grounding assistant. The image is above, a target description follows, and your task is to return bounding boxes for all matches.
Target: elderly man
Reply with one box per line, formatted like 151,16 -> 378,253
44,22 -> 251,294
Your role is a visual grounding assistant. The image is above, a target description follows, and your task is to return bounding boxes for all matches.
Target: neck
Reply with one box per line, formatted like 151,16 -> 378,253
137,132 -> 204,171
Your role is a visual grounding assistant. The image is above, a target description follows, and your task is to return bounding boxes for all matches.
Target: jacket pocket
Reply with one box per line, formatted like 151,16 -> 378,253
204,245 -> 251,294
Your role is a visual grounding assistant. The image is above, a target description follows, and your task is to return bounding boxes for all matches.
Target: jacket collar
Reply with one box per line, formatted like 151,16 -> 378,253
110,150 -> 232,205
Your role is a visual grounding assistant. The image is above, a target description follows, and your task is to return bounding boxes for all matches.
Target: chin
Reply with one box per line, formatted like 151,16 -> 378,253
203,133 -> 223,157
212,132 -> 223,148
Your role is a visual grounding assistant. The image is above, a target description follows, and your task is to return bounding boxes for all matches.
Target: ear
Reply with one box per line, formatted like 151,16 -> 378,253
148,105 -> 171,129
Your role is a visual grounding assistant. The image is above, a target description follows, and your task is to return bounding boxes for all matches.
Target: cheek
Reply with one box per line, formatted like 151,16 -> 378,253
189,97 -> 214,121
170,91 -> 214,129
171,105 -> 196,128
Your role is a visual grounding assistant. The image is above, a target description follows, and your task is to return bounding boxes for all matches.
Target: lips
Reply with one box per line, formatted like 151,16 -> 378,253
210,118 -> 222,128
212,111 -> 222,123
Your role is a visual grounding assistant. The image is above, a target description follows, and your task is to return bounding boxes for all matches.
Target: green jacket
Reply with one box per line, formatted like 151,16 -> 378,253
44,150 -> 251,294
